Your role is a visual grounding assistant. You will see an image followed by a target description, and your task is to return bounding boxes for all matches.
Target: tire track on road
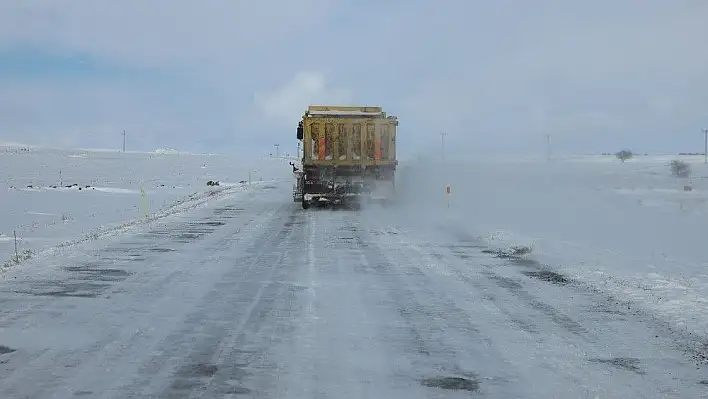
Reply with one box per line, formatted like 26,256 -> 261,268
351,220 -> 528,398
362,215 -> 708,398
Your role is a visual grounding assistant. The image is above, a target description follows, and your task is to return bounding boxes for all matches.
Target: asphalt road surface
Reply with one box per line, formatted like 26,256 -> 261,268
0,183 -> 706,398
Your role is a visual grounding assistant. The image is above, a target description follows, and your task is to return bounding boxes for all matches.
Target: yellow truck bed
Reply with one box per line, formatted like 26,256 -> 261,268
299,105 -> 398,166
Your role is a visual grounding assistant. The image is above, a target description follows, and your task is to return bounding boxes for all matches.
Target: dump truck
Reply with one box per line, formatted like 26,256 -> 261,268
293,105 -> 398,209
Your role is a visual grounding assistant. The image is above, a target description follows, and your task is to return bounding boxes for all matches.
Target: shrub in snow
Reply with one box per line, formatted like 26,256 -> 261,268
3,249 -> 34,269
510,245 -> 533,256
206,180 -> 220,186
615,150 -> 633,162
669,160 -> 691,178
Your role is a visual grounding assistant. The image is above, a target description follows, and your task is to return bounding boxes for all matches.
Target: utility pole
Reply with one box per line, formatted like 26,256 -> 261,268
440,132 -> 449,208
545,134 -> 552,161
440,132 -> 447,162
122,130 -> 126,153
703,128 -> 707,164
274,143 -> 280,158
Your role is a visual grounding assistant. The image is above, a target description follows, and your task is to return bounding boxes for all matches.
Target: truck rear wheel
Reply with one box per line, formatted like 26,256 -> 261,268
301,199 -> 310,209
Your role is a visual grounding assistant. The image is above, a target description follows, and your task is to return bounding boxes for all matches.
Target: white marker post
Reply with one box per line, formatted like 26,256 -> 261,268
140,185 -> 148,218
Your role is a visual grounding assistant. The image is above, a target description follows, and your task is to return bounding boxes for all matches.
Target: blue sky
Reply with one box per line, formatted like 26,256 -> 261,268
0,1 -> 707,157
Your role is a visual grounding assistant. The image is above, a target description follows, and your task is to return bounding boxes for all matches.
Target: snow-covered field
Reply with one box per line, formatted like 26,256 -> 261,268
397,154 -> 708,339
1,145 -> 293,269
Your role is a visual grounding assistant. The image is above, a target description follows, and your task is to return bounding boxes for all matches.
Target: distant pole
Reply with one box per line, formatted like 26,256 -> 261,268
274,144 -> 280,158
440,132 -> 447,162
13,230 -> 18,261
703,128 -> 707,164
122,130 -> 126,153
545,134 -> 552,161
440,132 -> 449,208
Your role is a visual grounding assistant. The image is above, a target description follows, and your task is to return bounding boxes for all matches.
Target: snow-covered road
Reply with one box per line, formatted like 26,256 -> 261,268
0,182 -> 705,398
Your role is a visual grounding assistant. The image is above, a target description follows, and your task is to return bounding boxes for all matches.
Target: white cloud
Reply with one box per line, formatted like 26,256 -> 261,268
253,72 -> 353,125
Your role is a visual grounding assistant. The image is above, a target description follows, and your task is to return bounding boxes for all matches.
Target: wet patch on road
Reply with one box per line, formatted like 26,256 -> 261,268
96,257 -> 147,263
508,317 -> 539,334
589,357 -> 646,375
147,247 -> 175,253
450,252 -> 472,259
487,275 -> 523,290
284,217 -> 304,228
270,281 -> 309,292
421,376 -> 480,391
586,304 -> 626,316
198,221 -> 226,227
99,246 -> 149,262
522,270 -> 571,285
443,243 -> 486,250
168,222 -> 218,243
440,243 -> 485,259
14,281 -> 109,298
221,386 -> 252,394
102,246 -> 150,253
191,363 -> 218,377
8,255 -> 139,297
212,206 -> 244,219
480,249 -> 538,266
167,363 -> 220,393
63,265 -> 133,282
170,234 -> 201,243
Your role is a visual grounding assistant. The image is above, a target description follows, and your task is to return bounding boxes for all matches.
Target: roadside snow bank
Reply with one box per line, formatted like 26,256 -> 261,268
397,155 -> 708,338
1,147 -> 292,270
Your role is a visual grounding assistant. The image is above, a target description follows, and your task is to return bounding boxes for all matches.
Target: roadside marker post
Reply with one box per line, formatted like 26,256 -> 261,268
446,184 -> 451,208
140,185 -> 148,218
